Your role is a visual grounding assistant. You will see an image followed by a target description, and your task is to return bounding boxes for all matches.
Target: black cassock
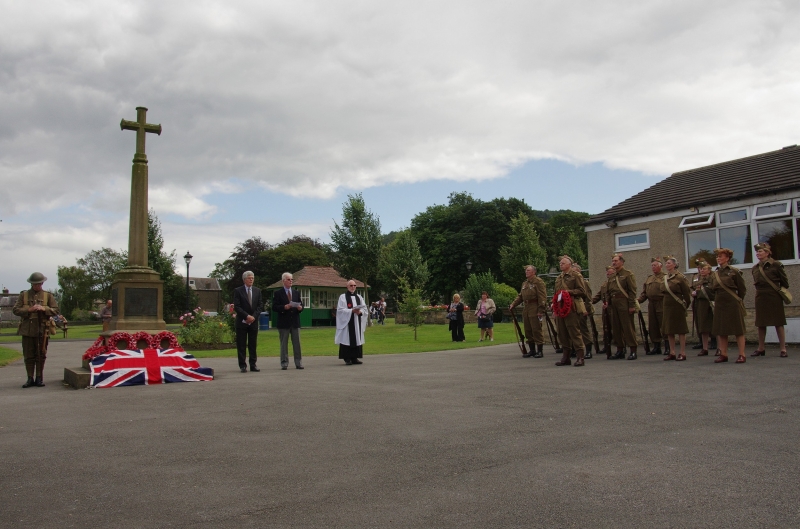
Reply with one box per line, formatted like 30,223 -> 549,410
338,291 -> 364,360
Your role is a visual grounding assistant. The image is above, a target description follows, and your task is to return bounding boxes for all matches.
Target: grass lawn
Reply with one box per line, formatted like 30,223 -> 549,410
191,318 -> 521,358
0,345 -> 22,367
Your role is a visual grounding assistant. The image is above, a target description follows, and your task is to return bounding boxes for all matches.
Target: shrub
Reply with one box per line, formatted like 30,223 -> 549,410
177,307 -> 234,346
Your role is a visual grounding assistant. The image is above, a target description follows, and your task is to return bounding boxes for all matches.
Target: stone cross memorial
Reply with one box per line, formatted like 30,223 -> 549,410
107,107 -> 167,333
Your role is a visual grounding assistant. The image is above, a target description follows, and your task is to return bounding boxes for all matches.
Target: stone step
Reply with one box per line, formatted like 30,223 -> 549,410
64,367 -> 90,389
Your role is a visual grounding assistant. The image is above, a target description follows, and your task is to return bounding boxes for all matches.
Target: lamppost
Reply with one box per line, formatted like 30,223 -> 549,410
184,251 -> 193,312
465,260 -> 472,273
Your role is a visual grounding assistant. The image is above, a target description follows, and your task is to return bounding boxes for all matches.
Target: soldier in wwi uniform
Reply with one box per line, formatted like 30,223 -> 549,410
509,265 -> 548,358
12,272 -> 59,388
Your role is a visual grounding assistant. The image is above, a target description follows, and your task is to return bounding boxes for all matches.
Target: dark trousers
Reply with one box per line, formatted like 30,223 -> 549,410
451,323 -> 465,342
236,323 -> 258,368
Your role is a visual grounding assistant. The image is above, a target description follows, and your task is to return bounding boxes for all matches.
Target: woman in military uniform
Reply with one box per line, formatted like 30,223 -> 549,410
751,242 -> 789,357
710,248 -> 747,363
690,260 -> 715,356
659,257 -> 692,361
552,255 -> 587,367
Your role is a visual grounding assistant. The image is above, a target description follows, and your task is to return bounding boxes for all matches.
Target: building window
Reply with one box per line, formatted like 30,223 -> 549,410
300,289 -> 310,308
718,208 -> 748,224
719,225 -> 752,265
686,229 -> 717,269
312,290 -> 329,308
753,200 -> 790,220
615,229 -> 650,251
758,219 -> 794,261
678,213 -> 714,229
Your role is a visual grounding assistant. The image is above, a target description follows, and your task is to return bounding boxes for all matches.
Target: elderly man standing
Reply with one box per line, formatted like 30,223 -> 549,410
509,265 -> 548,358
13,272 -> 59,388
607,253 -> 639,360
638,257 -> 667,356
233,271 -> 262,373
273,272 -> 304,370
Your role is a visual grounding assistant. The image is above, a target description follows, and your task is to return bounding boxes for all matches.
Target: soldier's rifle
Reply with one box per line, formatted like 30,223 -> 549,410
601,304 -> 612,356
588,310 -> 600,352
544,311 -> 560,352
510,308 -> 527,356
637,310 -> 651,353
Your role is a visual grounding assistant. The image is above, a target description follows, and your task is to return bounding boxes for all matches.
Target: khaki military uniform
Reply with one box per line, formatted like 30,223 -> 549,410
591,279 -> 614,350
553,270 -> 586,360
659,272 -> 691,335
577,276 -> 595,351
12,289 -> 59,380
710,265 -> 746,336
691,274 -> 715,334
606,267 -> 638,349
510,276 -> 547,348
752,258 -> 788,327
638,271 -> 665,343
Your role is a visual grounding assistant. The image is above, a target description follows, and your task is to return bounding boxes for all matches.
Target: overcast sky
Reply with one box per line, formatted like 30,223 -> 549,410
1,1 -> 798,293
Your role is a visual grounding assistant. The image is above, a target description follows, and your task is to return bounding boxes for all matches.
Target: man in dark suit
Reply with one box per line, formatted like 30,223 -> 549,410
272,272 -> 304,370
233,271 -> 262,373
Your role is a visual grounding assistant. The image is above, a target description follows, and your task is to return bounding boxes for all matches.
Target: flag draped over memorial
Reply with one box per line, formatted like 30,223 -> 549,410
90,348 -> 214,387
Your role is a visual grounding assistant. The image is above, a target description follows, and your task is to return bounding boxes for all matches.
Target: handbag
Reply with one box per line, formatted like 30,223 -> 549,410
757,264 -> 792,305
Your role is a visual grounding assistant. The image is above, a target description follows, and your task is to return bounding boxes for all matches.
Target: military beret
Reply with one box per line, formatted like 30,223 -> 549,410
754,243 -> 771,253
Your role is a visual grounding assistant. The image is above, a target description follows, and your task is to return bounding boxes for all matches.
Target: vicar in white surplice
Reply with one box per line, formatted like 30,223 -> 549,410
335,280 -> 369,365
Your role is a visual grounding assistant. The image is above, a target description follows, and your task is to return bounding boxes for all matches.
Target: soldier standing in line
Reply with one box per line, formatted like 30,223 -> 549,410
571,262 -> 595,359
691,260 -> 716,356
12,272 -> 59,388
607,253 -> 639,360
638,257 -> 667,356
592,265 -> 616,357
509,265 -> 548,358
552,255 -> 587,366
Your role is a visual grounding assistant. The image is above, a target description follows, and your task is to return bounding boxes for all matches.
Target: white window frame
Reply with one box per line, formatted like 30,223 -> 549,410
717,207 -> 749,225
678,213 -> 714,229
300,288 -> 310,308
615,229 -> 650,251
753,200 -> 790,220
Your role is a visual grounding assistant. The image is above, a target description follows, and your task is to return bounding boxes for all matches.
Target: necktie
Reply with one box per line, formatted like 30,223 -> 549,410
286,289 -> 291,301
247,288 -> 252,305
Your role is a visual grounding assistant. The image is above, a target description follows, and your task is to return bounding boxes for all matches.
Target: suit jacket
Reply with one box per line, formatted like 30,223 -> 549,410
233,285 -> 262,329
273,288 -> 303,329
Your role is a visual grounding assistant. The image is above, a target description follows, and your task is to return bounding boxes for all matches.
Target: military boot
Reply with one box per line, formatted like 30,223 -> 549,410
611,348 -> 626,360
22,377 -> 35,388
522,342 -> 535,358
533,344 -> 544,358
574,349 -> 585,367
648,341 -> 661,355
555,350 -> 571,366
585,343 -> 593,359
627,346 -> 638,360
663,340 -> 671,355
34,376 -> 45,387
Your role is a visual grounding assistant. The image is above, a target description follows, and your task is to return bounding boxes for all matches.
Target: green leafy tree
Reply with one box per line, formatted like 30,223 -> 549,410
492,282 -> 519,321
330,193 -> 382,304
378,230 -> 429,301
76,247 -> 127,300
260,238 -> 330,288
211,236 -> 272,293
463,271 -> 496,308
56,265 -> 95,318
499,213 -> 548,286
397,278 -> 425,340
560,231 -> 587,268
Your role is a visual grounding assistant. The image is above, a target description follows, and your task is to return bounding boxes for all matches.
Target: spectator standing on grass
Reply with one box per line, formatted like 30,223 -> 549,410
100,299 -> 113,332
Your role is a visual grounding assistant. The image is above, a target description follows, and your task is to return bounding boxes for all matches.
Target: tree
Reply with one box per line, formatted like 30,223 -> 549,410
492,283 -> 519,320
560,231 -> 587,268
76,248 -> 127,300
409,192 -> 539,300
56,265 -> 94,318
462,271 -> 497,308
260,241 -> 330,287
329,193 -> 382,304
211,236 -> 272,293
377,230 -> 429,301
397,278 -> 425,341
499,213 -> 548,286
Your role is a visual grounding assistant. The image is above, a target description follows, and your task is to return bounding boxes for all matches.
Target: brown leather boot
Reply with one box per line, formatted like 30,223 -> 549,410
555,350 -> 571,366
574,349 -> 585,367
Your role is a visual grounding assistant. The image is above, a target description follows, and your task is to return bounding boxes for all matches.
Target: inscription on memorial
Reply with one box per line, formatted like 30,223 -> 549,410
111,289 -> 118,317
125,288 -> 159,317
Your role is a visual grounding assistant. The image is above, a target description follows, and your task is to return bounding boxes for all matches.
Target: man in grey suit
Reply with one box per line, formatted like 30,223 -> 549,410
233,271 -> 262,373
272,272 -> 304,370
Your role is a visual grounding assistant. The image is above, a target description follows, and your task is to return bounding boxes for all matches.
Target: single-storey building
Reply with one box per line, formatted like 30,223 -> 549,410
266,266 -> 366,327
188,277 -> 224,313
584,144 -> 800,342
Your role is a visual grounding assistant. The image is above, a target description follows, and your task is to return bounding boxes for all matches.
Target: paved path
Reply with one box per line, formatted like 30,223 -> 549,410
1,341 -> 798,528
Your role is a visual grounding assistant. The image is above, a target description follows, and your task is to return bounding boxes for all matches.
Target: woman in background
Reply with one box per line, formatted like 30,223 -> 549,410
475,291 -> 496,342
448,294 -> 465,342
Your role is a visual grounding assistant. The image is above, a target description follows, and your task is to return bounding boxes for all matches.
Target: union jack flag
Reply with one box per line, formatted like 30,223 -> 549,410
90,348 -> 214,388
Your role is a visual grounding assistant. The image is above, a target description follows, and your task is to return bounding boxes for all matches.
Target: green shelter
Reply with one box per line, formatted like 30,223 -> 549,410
267,266 -> 367,327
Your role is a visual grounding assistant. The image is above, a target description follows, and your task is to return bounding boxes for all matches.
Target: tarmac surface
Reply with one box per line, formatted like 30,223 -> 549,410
1,340 -> 799,528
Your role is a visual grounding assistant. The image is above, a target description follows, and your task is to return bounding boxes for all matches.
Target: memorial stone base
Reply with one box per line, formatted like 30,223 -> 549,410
106,266 -> 167,334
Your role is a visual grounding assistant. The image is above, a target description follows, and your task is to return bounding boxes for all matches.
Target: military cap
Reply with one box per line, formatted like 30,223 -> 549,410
605,265 -> 615,271
651,256 -> 662,263
713,248 -> 733,258
754,242 -> 771,253
26,272 -> 47,284
695,259 -> 711,269
559,255 -> 574,264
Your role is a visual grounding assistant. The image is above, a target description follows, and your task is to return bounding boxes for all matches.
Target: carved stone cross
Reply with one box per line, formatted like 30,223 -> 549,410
120,106 -> 161,268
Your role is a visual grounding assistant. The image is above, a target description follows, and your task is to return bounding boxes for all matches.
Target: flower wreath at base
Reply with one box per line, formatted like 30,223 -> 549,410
82,331 -> 183,361
551,290 -> 573,318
